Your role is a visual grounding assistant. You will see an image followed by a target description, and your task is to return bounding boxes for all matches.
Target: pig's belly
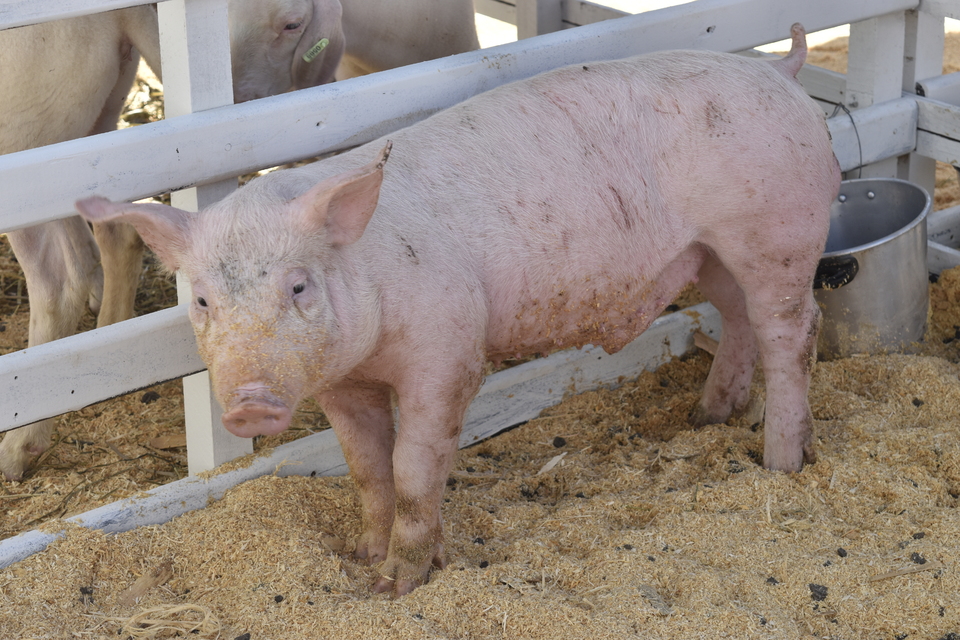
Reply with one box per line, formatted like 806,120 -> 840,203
484,245 -> 706,360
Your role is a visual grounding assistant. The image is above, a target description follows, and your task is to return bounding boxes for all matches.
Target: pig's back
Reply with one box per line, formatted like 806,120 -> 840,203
323,49 -> 837,357
378,47 -> 832,249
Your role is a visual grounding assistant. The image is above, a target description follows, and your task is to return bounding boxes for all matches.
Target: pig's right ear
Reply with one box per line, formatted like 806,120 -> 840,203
292,142 -> 392,246
75,196 -> 193,271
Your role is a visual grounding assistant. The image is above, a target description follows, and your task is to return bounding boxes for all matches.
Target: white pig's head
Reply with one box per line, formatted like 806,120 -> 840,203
76,143 -> 391,438
228,0 -> 345,102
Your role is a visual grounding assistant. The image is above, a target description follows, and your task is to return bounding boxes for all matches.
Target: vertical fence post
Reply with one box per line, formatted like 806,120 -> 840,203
845,13 -> 908,178
900,7 -> 945,198
157,0 -> 253,473
516,0 -> 563,38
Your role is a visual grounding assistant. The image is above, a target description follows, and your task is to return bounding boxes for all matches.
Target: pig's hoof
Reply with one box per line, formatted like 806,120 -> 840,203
0,439 -> 47,481
1,420 -> 56,480
762,448 -> 806,473
371,545 -> 446,597
764,423 -> 817,472
352,536 -> 388,566
0,451 -> 32,482
1,463 -> 27,482
689,405 -> 726,429
372,573 -> 422,597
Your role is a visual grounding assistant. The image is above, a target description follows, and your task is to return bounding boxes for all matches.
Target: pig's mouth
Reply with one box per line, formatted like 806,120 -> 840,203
221,388 -> 293,438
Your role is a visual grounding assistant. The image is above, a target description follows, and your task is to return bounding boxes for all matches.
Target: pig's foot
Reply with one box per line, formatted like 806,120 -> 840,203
688,404 -> 728,429
762,409 -> 816,472
0,420 -> 54,481
371,540 -> 447,597
353,530 -> 390,565
689,391 -> 764,429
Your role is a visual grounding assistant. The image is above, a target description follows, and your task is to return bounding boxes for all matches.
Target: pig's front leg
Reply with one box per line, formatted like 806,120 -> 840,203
371,363 -> 484,596
317,383 -> 397,564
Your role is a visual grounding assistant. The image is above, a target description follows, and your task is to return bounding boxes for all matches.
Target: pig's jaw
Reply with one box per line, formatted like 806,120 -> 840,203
221,385 -> 293,438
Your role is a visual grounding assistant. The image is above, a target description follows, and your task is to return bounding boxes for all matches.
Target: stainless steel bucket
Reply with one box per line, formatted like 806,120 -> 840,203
814,178 -> 931,360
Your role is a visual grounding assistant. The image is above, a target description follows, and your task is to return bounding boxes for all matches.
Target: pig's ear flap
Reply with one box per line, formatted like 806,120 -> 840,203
75,196 -> 193,271
293,142 -> 392,246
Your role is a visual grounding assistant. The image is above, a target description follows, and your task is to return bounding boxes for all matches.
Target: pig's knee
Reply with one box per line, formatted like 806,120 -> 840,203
27,284 -> 91,348
10,221 -> 102,346
27,286 -> 89,347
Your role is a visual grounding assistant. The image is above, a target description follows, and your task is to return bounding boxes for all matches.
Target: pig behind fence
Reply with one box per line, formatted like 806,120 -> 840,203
76,24 -> 840,596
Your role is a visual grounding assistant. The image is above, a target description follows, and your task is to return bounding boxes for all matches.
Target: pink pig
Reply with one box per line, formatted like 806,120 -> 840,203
76,24 -> 840,596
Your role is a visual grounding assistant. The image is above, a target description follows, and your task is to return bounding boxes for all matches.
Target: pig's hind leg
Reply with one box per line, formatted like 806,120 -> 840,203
692,251 -> 759,426
0,219 -> 103,480
718,245 -> 822,473
317,383 -> 397,565
748,285 -> 820,472
92,221 -> 144,327
89,56 -> 146,328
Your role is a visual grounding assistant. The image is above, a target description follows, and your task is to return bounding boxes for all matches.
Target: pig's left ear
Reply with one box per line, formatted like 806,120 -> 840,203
291,0 -> 345,89
75,196 -> 193,271
293,142 -> 392,246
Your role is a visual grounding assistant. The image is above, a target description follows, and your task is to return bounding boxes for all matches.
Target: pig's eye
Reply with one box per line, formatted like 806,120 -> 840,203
292,283 -> 305,295
283,21 -> 302,31
197,297 -> 207,307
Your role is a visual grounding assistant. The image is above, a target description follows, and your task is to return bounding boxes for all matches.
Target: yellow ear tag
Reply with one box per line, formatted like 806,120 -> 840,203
302,38 -> 330,63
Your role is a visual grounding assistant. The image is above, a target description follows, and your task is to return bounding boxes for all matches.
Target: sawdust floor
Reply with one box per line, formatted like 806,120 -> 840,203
5,32 -> 960,640
5,299 -> 960,639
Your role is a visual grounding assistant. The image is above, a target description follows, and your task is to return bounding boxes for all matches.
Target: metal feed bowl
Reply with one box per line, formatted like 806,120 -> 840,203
814,178 -> 931,360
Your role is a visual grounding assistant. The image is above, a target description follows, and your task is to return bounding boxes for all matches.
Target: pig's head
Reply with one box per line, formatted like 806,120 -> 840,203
228,0 -> 345,102
76,143 -> 392,438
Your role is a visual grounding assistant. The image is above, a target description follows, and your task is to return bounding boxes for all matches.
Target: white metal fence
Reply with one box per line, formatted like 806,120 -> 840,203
3,0 -> 960,565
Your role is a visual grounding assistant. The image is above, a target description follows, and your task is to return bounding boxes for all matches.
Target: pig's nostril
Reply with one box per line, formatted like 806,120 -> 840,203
222,400 -> 292,438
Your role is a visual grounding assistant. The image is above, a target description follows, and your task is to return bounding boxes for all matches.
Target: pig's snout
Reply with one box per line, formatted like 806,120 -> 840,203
221,387 -> 292,438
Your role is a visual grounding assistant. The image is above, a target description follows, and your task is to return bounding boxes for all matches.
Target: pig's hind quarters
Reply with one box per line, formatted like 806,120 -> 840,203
692,241 -> 823,473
